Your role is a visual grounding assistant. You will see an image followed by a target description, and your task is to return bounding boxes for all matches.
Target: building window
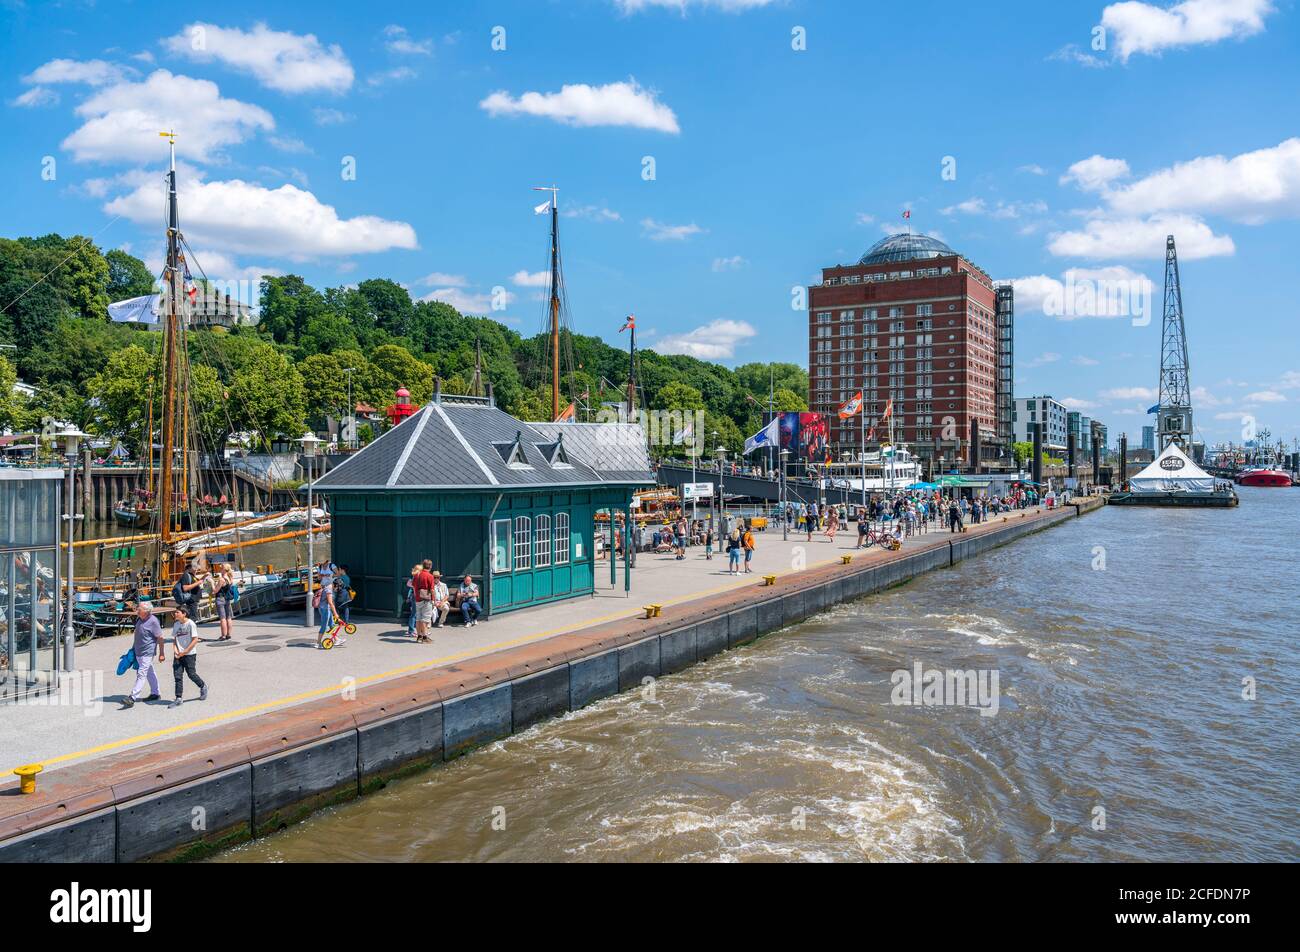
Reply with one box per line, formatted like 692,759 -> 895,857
555,513 -> 570,564
917,304 -> 932,316
514,516 -> 531,570
534,514 -> 552,567
492,519 -> 511,573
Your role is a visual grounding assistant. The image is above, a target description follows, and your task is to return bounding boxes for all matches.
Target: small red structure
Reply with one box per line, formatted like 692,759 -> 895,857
385,387 -> 415,427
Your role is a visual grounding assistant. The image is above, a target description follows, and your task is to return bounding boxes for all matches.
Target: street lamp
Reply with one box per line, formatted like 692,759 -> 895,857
57,426 -> 87,673
298,432 -> 323,628
716,444 -> 726,534
780,447 -> 790,541
342,367 -> 357,448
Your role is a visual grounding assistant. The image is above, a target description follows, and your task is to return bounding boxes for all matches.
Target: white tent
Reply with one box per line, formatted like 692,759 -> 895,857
1129,442 -> 1216,494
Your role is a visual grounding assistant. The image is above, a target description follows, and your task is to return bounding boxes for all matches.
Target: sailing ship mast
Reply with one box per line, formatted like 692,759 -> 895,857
533,185 -> 562,421
159,130 -> 181,543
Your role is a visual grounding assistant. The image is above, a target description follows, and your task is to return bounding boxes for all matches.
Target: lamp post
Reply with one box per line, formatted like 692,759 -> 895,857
716,444 -> 726,535
780,447 -> 790,541
58,426 -> 87,673
298,432 -> 323,628
342,367 -> 357,448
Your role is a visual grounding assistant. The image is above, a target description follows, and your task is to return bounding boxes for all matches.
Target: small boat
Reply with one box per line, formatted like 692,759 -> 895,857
112,500 -> 154,528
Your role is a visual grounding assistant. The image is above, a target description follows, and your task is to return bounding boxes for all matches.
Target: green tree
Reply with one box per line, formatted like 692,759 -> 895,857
105,249 -> 156,300
1013,441 -> 1033,466
230,343 -> 307,443
368,343 -> 433,405
653,380 -> 704,413
773,388 -> 808,412
85,344 -> 160,452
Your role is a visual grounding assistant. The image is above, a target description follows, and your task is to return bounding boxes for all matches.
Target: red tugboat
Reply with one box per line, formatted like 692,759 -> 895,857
1235,456 -> 1293,487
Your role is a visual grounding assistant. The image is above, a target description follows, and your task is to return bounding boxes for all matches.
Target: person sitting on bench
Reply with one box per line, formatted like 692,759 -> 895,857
458,575 -> 481,627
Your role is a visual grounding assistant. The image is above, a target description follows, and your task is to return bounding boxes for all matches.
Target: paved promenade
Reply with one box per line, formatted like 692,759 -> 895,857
3,508 -> 1047,775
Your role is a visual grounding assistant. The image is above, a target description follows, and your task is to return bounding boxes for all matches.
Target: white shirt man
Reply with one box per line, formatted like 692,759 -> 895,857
431,572 -> 450,628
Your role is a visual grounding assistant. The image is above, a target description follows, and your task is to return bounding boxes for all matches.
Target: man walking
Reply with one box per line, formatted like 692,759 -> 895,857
123,601 -> 165,708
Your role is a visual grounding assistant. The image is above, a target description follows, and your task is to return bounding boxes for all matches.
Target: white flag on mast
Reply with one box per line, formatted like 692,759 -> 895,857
534,200 -> 551,215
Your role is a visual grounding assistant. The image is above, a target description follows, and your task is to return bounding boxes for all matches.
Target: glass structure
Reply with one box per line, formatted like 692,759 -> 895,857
1,467 -> 64,701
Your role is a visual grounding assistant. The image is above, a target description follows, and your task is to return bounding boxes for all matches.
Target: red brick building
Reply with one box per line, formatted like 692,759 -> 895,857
808,233 -> 1014,472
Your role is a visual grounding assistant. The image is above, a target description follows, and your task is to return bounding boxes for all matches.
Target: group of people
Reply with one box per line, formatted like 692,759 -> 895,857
402,561 -> 482,643
312,562 -> 354,646
123,600 -> 207,710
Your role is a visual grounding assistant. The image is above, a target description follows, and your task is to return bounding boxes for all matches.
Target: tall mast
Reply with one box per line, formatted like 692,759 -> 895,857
549,196 -> 560,421
471,337 -> 484,397
533,185 -> 561,421
1157,234 -> 1193,450
626,317 -> 636,420
159,131 -> 180,542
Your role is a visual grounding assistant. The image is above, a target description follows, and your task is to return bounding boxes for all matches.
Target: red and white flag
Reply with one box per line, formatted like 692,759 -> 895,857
902,209 -> 911,220
881,398 -> 894,420
837,391 -> 863,420
620,314 -> 635,333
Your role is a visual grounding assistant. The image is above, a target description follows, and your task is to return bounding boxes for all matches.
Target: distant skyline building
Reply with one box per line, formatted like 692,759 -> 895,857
1013,395 -> 1069,453
807,233 -> 1012,470
1142,425 -> 1155,452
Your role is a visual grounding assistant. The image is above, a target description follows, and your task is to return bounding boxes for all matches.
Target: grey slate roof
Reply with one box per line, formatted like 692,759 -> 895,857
314,399 -> 655,492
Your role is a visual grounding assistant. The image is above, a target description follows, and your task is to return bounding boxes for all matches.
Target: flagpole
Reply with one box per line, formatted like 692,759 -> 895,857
861,404 -> 866,509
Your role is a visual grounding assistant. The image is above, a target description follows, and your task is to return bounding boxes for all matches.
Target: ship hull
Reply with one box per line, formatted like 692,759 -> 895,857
1236,470 -> 1292,488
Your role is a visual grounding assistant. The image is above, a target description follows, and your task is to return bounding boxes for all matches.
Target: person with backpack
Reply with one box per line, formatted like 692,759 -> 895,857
334,564 -> 353,624
172,561 -> 207,619
742,522 -> 756,573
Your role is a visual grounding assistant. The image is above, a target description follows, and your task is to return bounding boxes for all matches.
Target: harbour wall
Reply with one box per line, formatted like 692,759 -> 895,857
0,497 -> 1102,863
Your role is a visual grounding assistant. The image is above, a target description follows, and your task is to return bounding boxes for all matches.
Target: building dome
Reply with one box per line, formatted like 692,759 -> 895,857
860,233 -> 957,265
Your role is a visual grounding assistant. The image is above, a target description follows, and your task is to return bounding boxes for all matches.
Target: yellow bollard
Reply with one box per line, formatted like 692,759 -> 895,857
840,555 -> 852,565
762,575 -> 777,586
14,764 -> 42,795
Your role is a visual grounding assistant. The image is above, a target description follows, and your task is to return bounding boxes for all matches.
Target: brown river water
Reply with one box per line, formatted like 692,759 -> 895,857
216,490 -> 1298,862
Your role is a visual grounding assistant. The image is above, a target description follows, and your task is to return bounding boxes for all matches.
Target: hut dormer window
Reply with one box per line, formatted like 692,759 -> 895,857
494,431 -> 533,469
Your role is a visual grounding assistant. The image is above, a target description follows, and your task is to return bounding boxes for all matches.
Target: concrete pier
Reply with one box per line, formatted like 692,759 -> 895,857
0,497 -> 1102,863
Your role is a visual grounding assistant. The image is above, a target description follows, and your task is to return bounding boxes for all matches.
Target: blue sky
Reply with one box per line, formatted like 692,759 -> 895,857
2,0 -> 1298,446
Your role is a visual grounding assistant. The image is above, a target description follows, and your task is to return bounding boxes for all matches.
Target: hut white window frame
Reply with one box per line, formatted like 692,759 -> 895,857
554,512 -> 570,565
513,515 -> 532,570
534,514 -> 552,568
491,519 -> 511,573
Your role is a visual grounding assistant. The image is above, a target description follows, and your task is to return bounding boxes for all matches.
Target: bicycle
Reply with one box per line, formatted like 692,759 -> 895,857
318,619 -> 357,650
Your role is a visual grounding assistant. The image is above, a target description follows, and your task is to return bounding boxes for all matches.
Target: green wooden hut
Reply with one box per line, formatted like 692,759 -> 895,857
313,393 -> 653,616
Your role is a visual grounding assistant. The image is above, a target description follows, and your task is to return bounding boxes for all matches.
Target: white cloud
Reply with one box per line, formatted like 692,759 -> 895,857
614,0 -> 779,10
419,287 -> 512,315
1047,214 -> 1233,259
711,255 -> 747,272
9,86 -> 59,108
480,80 -> 680,134
1061,397 -> 1100,410
1245,390 -> 1286,403
23,58 -> 129,86
510,270 -> 549,287
417,272 -> 468,287
641,219 -> 703,241
1018,164 -> 1047,175
854,212 -> 876,225
268,135 -> 311,154
1101,386 -> 1157,401
1103,137 -> 1300,224
1024,352 -> 1061,368
162,22 -> 353,94
1048,44 -> 1109,68
187,249 -> 283,285
312,107 -> 354,126
105,176 -> 417,258
656,319 -> 756,360
64,70 -> 274,163
940,197 -> 1047,219
1059,155 -> 1130,191
563,203 -> 621,222
1101,0 -> 1275,62
1005,266 -> 1155,318
384,25 -> 433,56
366,67 -> 417,87
1073,355 -> 1100,366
